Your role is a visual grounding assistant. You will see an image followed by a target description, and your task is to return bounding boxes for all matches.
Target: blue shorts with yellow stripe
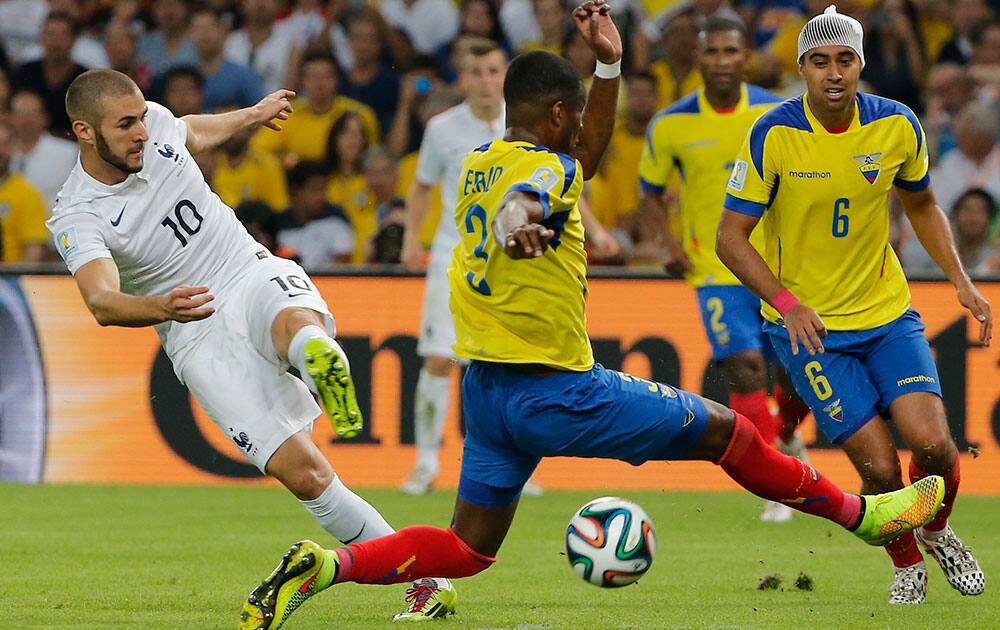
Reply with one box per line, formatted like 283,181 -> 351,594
696,284 -> 775,362
457,361 -> 710,508
764,309 -> 941,444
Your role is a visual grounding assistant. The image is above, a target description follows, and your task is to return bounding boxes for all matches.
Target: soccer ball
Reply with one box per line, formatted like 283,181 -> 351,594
565,496 -> 656,588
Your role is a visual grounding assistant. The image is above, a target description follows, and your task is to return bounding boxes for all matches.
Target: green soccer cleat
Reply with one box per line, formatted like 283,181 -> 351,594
853,476 -> 946,547
239,540 -> 337,630
304,337 -> 363,438
392,578 -> 458,622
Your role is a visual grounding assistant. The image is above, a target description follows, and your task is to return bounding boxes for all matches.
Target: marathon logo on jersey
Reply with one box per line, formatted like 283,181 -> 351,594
853,152 -> 882,184
55,226 -> 79,259
822,398 -> 844,423
728,159 -> 748,192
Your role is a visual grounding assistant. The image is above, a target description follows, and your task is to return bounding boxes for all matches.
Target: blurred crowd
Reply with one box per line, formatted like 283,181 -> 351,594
0,0 -> 998,278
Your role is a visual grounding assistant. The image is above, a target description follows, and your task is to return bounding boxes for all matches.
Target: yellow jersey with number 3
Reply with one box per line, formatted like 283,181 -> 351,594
449,139 -> 592,370
724,92 -> 929,331
639,83 -> 782,287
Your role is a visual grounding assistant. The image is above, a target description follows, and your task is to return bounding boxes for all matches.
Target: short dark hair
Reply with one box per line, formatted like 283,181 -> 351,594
65,69 -> 141,127
699,16 -> 748,44
288,161 -> 330,189
504,51 -> 582,123
952,188 -> 998,221
45,11 -> 80,37
163,66 -> 205,90
626,71 -> 657,89
301,51 -> 340,77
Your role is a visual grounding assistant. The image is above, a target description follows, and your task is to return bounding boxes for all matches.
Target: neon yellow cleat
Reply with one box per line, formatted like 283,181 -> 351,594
853,476 -> 945,547
304,337 -> 363,438
239,540 -> 337,630
392,578 -> 459,622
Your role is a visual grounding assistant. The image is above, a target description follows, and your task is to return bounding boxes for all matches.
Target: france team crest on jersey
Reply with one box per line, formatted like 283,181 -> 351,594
853,152 -> 882,185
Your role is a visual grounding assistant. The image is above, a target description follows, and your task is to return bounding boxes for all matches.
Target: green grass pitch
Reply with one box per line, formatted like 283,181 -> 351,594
2,484 -> 997,629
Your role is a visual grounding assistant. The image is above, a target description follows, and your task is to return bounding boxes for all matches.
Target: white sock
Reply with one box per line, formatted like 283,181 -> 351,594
301,474 -> 395,544
288,325 -> 348,394
414,368 -> 450,476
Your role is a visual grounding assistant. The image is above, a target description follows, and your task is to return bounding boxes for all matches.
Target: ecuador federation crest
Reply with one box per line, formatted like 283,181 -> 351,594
822,398 -> 844,423
853,152 -> 882,185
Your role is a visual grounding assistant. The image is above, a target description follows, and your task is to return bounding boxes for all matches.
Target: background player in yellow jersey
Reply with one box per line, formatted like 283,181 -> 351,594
240,5 -> 947,627
718,5 -> 989,605
639,16 -> 811,524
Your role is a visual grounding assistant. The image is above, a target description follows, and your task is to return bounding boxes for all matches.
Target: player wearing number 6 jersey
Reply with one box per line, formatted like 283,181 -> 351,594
47,69 -> 457,623
240,5 -> 949,628
718,5 -> 990,605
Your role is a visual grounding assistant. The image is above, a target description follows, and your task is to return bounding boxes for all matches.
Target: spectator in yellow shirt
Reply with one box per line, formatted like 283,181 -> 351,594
587,72 -> 660,254
212,106 -> 290,212
324,111 -> 371,262
253,52 -> 379,168
649,8 -> 702,108
0,122 -> 50,263
519,0 -> 569,55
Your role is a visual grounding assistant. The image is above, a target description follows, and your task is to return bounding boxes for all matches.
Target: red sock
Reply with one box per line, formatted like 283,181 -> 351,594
729,389 -> 780,446
334,526 -> 494,585
718,413 -> 861,528
885,531 -> 923,568
773,383 -> 810,443
908,454 -> 961,532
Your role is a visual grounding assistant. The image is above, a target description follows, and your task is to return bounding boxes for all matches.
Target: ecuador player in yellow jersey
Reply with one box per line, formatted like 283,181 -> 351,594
240,5 -> 947,626
718,5 -> 989,605
639,17 -> 812,523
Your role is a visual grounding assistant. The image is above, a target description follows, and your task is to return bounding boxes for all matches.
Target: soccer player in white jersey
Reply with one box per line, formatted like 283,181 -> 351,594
398,38 -> 544,496
47,69 -> 456,622
718,6 -> 989,604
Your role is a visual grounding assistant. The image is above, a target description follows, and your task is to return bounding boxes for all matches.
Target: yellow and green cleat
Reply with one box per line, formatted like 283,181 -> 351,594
304,337 -> 363,438
239,540 -> 337,630
853,476 -> 946,547
392,578 -> 459,622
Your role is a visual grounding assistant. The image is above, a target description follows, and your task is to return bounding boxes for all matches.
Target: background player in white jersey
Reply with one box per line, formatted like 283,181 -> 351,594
397,39 -> 530,495
718,6 -> 989,604
47,69 -> 456,622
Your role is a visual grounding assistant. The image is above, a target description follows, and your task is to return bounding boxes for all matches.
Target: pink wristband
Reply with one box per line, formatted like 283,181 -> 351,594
771,289 -> 800,316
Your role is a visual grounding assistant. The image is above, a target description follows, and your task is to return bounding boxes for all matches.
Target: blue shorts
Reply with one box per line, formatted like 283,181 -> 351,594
764,309 -> 941,444
458,361 -> 710,508
696,285 -> 774,362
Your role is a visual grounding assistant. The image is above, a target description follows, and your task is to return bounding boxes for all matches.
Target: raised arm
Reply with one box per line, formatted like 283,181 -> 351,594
74,258 -> 215,327
570,0 -> 623,180
182,90 -> 295,154
898,185 -> 992,345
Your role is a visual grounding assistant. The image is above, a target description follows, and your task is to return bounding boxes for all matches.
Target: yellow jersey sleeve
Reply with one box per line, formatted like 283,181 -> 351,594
502,150 -> 583,217
637,115 -> 675,194
723,120 -> 778,218
893,115 -> 930,191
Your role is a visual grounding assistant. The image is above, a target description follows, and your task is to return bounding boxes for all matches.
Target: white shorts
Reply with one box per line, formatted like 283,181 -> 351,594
175,255 -> 335,472
416,261 -> 456,358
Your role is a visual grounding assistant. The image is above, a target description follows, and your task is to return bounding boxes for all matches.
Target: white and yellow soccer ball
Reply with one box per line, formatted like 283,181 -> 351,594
565,496 -> 656,588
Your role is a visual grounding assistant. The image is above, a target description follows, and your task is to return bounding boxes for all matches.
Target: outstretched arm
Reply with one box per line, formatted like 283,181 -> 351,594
717,209 -> 827,356
898,186 -> 992,345
74,258 -> 216,327
182,90 -> 295,154
570,0 -> 623,180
